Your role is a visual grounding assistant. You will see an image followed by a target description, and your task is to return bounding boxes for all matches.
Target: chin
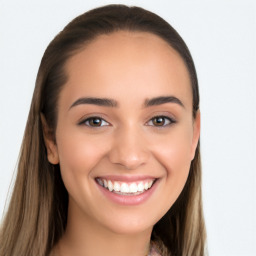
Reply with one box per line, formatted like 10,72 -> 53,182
97,209 -> 161,236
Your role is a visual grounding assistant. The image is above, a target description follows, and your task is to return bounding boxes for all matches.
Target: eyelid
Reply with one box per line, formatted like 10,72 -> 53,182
77,113 -> 176,127
146,115 -> 177,127
78,115 -> 111,127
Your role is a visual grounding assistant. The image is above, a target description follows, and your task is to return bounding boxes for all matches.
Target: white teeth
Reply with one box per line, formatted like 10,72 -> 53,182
120,183 -> 129,193
137,182 -> 144,192
97,178 -> 103,186
97,178 -> 155,194
129,183 -> 137,193
113,182 -> 120,192
107,180 -> 113,191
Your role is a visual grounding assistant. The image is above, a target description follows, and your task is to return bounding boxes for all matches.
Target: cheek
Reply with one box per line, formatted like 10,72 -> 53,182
55,129 -> 109,193
153,126 -> 193,171
151,128 -> 193,204
57,128 -> 107,167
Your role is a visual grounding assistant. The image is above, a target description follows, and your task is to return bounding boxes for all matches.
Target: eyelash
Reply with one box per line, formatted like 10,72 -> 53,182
79,115 -> 176,128
146,116 -> 176,127
79,116 -> 110,127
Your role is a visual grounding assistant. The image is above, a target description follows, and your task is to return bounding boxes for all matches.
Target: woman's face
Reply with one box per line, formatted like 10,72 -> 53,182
45,31 -> 200,235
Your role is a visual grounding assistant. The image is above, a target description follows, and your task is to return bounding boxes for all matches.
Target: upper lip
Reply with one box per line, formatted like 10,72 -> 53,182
95,175 -> 157,182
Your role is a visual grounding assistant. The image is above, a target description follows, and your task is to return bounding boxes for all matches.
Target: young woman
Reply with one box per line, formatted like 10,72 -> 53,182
0,4 -> 206,256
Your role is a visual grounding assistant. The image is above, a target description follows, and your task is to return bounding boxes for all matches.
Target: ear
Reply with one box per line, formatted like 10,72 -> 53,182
41,113 -> 59,164
190,110 -> 200,160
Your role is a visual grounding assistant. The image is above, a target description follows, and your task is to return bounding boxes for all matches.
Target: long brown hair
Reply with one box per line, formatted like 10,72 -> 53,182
0,5 -> 206,256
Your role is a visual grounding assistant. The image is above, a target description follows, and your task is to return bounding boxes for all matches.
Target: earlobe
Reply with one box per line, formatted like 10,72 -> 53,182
191,110 -> 200,160
40,113 -> 59,165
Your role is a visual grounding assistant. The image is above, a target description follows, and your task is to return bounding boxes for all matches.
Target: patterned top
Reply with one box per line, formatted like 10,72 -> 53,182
149,243 -> 162,256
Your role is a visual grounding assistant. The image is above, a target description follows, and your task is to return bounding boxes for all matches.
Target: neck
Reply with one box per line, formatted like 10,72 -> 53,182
54,201 -> 153,256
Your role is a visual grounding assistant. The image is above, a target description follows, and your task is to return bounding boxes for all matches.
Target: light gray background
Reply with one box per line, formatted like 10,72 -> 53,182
0,0 -> 255,255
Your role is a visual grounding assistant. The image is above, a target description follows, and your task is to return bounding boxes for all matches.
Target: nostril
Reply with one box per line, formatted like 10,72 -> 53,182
108,149 -> 149,170
110,156 -> 147,170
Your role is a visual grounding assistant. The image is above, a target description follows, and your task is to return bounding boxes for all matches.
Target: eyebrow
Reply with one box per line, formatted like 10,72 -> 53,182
69,97 -> 118,109
69,95 -> 184,110
144,96 -> 184,108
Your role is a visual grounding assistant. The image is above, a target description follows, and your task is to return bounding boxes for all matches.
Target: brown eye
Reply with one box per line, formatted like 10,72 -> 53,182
153,117 -> 165,126
88,118 -> 102,126
148,116 -> 174,127
82,117 -> 109,127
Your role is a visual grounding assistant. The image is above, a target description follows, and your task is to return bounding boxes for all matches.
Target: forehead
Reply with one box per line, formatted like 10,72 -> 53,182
61,31 -> 192,108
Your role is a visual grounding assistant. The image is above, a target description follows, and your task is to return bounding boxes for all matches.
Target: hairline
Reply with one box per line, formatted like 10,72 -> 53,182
54,28 -> 194,127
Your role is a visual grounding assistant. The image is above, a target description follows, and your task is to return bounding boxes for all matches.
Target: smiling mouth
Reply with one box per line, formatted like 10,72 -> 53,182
95,178 -> 157,196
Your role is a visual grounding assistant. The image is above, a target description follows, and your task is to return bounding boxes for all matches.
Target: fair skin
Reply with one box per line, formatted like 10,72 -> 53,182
44,31 -> 200,256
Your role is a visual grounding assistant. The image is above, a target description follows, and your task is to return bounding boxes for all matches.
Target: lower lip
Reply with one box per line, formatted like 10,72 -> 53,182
96,180 -> 158,206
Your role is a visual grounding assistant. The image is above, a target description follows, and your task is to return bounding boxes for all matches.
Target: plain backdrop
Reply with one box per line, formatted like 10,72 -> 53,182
0,0 -> 255,255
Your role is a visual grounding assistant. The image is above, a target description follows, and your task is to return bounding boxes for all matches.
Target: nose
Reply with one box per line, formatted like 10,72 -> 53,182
108,126 -> 149,170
